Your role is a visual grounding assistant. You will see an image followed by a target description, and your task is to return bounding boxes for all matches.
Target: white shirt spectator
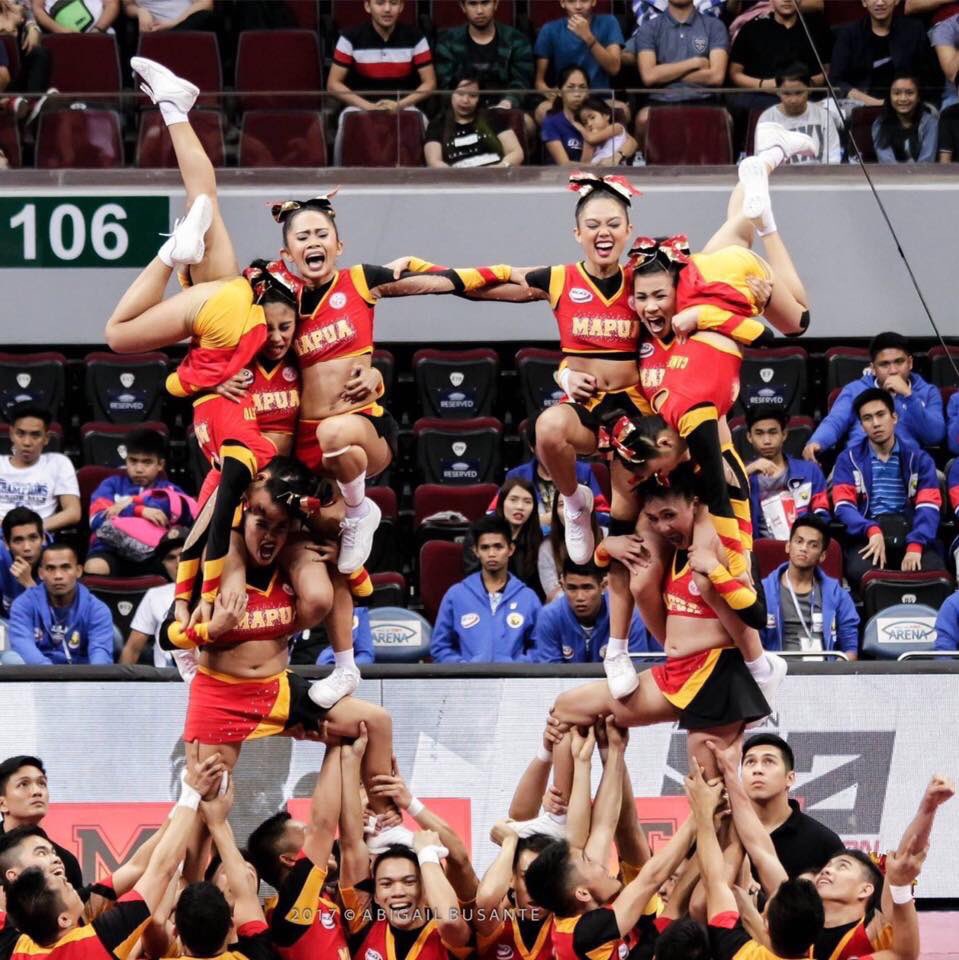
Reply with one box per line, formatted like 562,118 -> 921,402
0,453 -> 79,523
758,100 -> 843,164
128,581 -> 197,681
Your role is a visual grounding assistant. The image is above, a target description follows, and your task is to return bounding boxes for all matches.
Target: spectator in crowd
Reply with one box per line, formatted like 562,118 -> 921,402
934,582 -> 959,650
431,515 -> 541,662
624,0 -> 729,145
0,403 -> 80,533
950,386 -> 959,452
533,0 -> 624,125
540,66 -> 589,162
424,74 -> 524,167
757,63 -> 843,163
832,388 -> 944,589
490,478 -> 544,597
83,428 -> 191,576
531,560 -> 653,662
830,0 -> 940,107
318,606 -> 375,666
872,72 -> 939,161
804,331 -> 945,460
745,406 -> 830,539
729,0 -> 832,109
434,0 -> 534,112
740,733 -> 844,876
760,515 -> 860,657
122,0 -> 213,33
538,495 -> 604,600
946,456 -> 959,569
630,0 -> 733,26
328,0 -> 436,165
578,96 -> 639,164
32,0 -> 118,32
0,0 -> 54,125
0,754 -> 84,888
0,506 -> 42,617
7,542 -> 114,665
907,0 -> 959,105
937,74 -> 959,157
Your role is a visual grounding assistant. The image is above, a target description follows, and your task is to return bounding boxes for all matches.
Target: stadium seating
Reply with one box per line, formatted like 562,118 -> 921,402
515,348 -> 564,418
413,482 -> 499,546
737,346 -> 808,417
861,569 -> 954,622
0,113 -> 21,168
135,32 -> 222,108
413,417 -> 503,485
137,110 -> 225,168
848,106 -> 882,163
370,571 -> 408,608
861,603 -> 939,660
591,460 -> 611,503
36,110 -> 124,169
824,0 -> 869,26
419,539 -> 465,623
754,536 -> 842,582
239,110 -> 327,167
81,421 -> 169,468
84,575 -> 167,650
84,352 -> 167,424
729,414 -> 815,464
414,348 -> 499,420
825,346 -> 871,394
373,349 -> 396,404
1,35 -> 18,81
77,465 -> 122,515
928,346 -> 959,389
367,486 -> 400,573
0,422 -> 63,455
430,0 -> 515,28
369,607 -> 432,663
235,30 -> 323,112
340,110 -> 426,167
42,34 -> 121,103
646,106 -> 733,166
0,352 -> 66,422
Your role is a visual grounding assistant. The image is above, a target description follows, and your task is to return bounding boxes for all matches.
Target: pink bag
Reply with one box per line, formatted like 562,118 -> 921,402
97,487 -> 198,561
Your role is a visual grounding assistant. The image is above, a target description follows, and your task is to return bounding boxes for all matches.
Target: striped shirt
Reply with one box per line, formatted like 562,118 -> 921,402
332,22 -> 432,95
869,442 -> 907,517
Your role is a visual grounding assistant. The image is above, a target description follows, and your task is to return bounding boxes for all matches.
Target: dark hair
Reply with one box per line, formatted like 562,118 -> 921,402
548,493 -> 602,581
124,428 -> 166,461
611,414 -> 669,468
2,507 -> 43,545
9,404 -> 51,429
5,866 -> 63,947
549,66 -> 589,115
635,460 -> 699,504
0,756 -> 45,795
653,917 -> 711,960
247,811 -> 293,889
745,404 -> 789,430
512,833 -> 555,871
0,825 -> 49,879
766,878 -> 824,958
853,387 -> 895,419
262,455 -> 319,499
203,847 -> 258,885
834,849 -> 884,914
471,514 -> 513,547
39,541 -> 78,566
775,61 -> 811,87
496,478 -> 543,587
372,845 -> 420,882
562,559 -> 603,581
790,513 -> 831,550
174,881 -> 234,957
577,95 -> 612,123
281,202 -> 339,245
743,733 -> 795,771
868,331 -> 911,360
875,73 -> 930,163
633,256 -> 682,283
244,259 -> 298,309
523,840 -> 580,917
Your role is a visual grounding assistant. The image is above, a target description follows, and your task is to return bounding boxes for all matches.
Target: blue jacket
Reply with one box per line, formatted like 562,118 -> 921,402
530,592 -> 657,662
9,583 -> 114,665
948,457 -> 959,520
503,459 -> 610,529
810,372 -> 944,453
431,572 -> 541,663
749,457 -> 830,538
934,592 -> 959,651
831,434 -> 941,549
760,563 -> 859,654
947,390 -> 959,457
0,541 -> 29,617
89,475 -> 187,534
317,607 -> 374,665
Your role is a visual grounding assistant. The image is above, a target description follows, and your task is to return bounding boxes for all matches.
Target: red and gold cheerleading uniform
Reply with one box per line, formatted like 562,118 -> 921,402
814,915 -> 892,960
40,892 -> 150,960
162,920 -> 274,960
477,916 -> 553,960
707,912 -> 780,960
552,905 -> 654,960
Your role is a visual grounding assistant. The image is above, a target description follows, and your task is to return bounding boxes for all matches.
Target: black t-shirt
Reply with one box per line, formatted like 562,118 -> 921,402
865,31 -> 894,96
939,102 -> 959,157
730,15 -> 833,78
814,915 -> 869,960
768,799 -> 844,878
0,821 -> 84,890
424,111 -> 507,167
464,32 -> 504,97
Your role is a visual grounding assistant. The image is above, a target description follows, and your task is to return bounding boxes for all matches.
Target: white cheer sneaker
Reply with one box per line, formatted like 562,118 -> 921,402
308,664 -> 360,709
604,650 -> 639,699
562,485 -> 595,565
130,56 -> 199,113
337,498 -> 381,573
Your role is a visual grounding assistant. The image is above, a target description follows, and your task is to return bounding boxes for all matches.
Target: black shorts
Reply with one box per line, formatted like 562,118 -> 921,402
358,407 -> 399,461
528,385 -> 649,448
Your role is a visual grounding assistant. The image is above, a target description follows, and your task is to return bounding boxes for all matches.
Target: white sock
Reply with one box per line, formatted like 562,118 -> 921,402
746,654 -> 773,681
606,636 -> 628,657
158,100 -> 188,127
158,235 -> 176,268
756,206 -> 778,238
338,472 -> 366,510
564,485 -> 586,516
333,648 -> 356,670
757,145 -> 786,173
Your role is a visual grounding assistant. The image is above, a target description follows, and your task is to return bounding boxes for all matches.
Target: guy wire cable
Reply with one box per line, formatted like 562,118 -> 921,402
790,2 -> 959,378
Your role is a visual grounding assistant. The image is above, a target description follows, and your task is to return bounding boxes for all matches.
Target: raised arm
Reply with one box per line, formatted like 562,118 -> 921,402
685,763 -> 736,920
413,829 -> 472,947
871,848 -> 926,960
508,722 -> 560,819
584,719 -> 626,864
566,726 -> 597,852
303,744 -> 342,869
475,823 -> 519,936
338,722 -> 372,890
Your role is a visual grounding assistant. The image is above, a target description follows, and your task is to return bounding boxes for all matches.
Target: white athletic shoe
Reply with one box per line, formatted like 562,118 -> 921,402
750,652 -> 787,726
506,813 -> 567,841
604,650 -> 639,699
738,155 -> 770,223
562,485 -> 595,565
367,825 -> 417,853
160,194 -> 213,266
754,121 -> 817,168
130,56 -> 199,114
337,498 -> 381,574
308,664 -> 360,709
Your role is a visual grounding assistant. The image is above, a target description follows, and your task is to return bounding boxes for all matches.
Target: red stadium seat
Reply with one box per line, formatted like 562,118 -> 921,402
137,110 -> 225,168
824,0 -> 867,27
370,571 -> 408,608
754,537 -> 842,581
527,0 -> 610,28
239,109 -> 327,167
285,0 -> 319,30
419,540 -> 465,623
943,386 -> 958,414
861,569 -> 954,622
81,420 -> 169,468
373,349 -> 396,403
738,346 -> 809,416
414,482 -> 499,529
332,0 -> 416,28
826,387 -> 841,412
733,414 -> 816,463
825,346 -> 871,394
928,346 -> 959,389
515,347 -> 565,418
42,33 -> 121,100
591,461 -> 611,503
366,486 -> 400,573
35,109 -> 123,168
430,0 -> 515,28
413,348 -> 499,419
413,417 -> 503,485
848,105 -> 881,162
84,575 -> 167,643
340,109 -> 425,167
84,352 -> 168,424
235,30 -> 322,112
0,421 -> 63,455
0,113 -> 21,168
77,465 -> 122,516
1,35 -> 19,79
745,107 -> 764,156
0,352 -> 66,421
646,106 -> 733,165
136,32 -> 222,108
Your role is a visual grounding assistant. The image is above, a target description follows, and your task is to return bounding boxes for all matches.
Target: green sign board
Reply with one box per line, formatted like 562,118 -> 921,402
0,196 -> 170,268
